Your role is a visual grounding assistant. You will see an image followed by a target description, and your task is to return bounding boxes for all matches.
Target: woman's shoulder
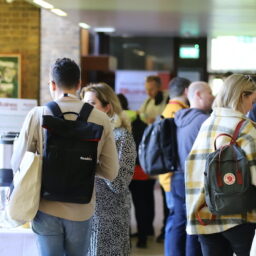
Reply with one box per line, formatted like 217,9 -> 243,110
114,127 -> 131,139
114,128 -> 135,149
241,118 -> 256,137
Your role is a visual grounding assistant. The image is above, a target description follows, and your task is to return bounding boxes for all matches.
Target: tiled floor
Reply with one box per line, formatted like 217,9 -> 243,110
130,181 -> 165,256
131,236 -> 164,256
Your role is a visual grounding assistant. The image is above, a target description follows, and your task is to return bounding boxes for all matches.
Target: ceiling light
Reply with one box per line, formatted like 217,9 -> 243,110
79,23 -> 91,29
33,0 -> 53,9
51,8 -> 67,16
94,27 -> 115,33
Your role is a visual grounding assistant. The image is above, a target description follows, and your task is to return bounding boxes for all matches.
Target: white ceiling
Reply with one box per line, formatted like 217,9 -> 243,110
26,0 -> 256,37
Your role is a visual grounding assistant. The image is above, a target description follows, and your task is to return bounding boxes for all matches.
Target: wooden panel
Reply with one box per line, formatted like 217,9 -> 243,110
81,56 -> 117,71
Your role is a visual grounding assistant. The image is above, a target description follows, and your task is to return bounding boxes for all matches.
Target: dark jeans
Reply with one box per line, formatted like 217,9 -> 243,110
167,172 -> 202,256
164,190 -> 174,255
198,223 -> 256,256
129,179 -> 155,239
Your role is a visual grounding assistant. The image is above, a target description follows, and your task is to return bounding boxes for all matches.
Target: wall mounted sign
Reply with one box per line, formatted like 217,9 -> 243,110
0,54 -> 21,98
0,98 -> 37,134
115,70 -> 170,110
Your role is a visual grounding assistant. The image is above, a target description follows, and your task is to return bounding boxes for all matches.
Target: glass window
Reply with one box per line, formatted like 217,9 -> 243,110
209,36 -> 256,72
110,37 -> 173,71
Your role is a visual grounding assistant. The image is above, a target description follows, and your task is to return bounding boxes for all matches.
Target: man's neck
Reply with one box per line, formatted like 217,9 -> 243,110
170,96 -> 187,104
54,88 -> 78,100
190,105 -> 208,112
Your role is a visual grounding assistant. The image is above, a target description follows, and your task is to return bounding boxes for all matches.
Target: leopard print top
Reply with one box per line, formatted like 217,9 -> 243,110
88,127 -> 136,256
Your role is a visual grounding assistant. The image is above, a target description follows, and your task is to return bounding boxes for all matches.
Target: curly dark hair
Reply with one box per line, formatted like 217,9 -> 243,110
50,58 -> 80,89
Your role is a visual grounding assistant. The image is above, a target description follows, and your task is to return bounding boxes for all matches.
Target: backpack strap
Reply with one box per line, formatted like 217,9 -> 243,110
213,119 -> 245,150
46,101 -> 93,121
78,103 -> 94,122
47,101 -> 83,120
195,203 -> 216,226
46,101 -> 63,117
231,119 -> 245,143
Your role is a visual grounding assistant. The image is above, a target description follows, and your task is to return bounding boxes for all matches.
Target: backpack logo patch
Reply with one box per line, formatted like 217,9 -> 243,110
80,156 -> 92,161
223,173 -> 236,185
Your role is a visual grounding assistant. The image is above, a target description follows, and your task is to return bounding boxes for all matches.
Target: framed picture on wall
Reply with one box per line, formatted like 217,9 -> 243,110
0,54 -> 21,98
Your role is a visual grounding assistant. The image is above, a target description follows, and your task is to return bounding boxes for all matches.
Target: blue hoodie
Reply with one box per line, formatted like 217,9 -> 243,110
174,108 -> 210,172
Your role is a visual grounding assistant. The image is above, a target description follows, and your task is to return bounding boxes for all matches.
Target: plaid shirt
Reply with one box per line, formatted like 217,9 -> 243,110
185,107 -> 256,234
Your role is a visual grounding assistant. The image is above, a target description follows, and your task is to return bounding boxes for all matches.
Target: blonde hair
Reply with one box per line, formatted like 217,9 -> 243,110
80,83 -> 131,131
213,74 -> 256,111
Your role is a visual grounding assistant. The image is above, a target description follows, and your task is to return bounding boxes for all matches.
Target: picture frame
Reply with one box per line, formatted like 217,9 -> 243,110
0,54 -> 21,98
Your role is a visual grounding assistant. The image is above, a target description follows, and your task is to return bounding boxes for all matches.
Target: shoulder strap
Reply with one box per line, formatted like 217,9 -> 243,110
46,101 -> 62,117
232,119 -> 245,143
214,119 -> 245,150
46,101 -> 83,120
196,203 -> 216,226
78,103 -> 93,122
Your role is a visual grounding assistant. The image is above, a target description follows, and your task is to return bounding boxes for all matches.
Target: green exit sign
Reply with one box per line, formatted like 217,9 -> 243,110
179,44 -> 200,59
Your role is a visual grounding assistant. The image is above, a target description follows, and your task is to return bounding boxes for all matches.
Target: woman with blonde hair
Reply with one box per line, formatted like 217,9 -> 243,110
185,74 -> 256,256
81,83 -> 136,256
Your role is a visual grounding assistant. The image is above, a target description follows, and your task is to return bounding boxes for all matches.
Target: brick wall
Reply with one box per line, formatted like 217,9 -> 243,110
40,9 -> 80,104
0,0 -> 40,100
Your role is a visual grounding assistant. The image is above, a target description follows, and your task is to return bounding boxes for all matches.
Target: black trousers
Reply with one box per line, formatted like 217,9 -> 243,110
161,185 -> 169,236
129,179 -> 156,239
198,223 -> 256,256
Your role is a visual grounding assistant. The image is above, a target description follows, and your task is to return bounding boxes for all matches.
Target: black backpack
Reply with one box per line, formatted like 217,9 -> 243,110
41,101 -> 103,204
138,117 -> 178,175
204,119 -> 256,216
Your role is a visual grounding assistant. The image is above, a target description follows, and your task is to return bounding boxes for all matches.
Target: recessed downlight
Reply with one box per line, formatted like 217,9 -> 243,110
33,0 -> 53,9
51,8 -> 67,16
94,27 -> 115,33
79,22 -> 91,29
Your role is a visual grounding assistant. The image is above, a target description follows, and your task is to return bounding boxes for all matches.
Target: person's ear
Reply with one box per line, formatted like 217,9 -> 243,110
104,103 -> 111,114
76,80 -> 82,91
195,89 -> 201,99
184,87 -> 189,97
50,81 -> 57,91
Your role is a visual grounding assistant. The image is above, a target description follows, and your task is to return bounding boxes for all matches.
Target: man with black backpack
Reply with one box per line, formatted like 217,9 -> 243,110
159,77 -> 190,253
11,58 -> 119,256
138,75 -> 169,244
169,81 -> 214,256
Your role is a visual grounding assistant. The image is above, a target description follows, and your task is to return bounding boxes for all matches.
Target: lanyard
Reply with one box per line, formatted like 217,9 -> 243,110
59,93 -> 79,100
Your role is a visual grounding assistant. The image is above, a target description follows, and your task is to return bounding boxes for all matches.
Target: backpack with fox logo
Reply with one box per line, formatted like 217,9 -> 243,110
204,119 -> 256,216
41,101 -> 103,204
138,117 -> 178,175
